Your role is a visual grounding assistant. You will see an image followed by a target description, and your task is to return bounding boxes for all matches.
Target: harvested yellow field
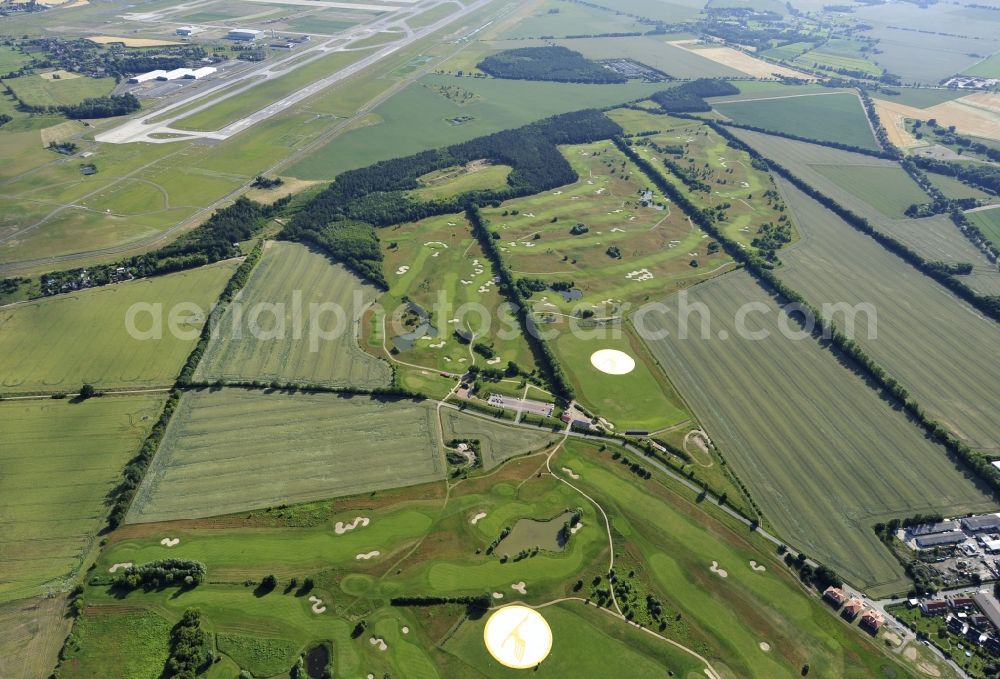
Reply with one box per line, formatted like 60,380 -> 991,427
873,92 -> 1000,144
668,40 -> 814,80
39,69 -> 81,81
243,176 -> 324,203
39,120 -> 84,147
87,36 -> 181,47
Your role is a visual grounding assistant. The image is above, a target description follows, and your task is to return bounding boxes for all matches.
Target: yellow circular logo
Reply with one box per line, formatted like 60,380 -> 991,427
483,605 -> 553,669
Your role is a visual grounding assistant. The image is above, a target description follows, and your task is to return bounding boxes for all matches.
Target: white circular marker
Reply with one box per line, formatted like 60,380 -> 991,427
483,605 -> 552,669
589,349 -> 636,375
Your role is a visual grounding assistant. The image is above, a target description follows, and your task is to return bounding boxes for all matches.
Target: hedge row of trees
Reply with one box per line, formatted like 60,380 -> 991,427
477,46 -> 626,84
912,156 -> 1000,196
112,559 -> 206,592
466,204 -> 575,404
106,389 -> 180,529
858,88 -> 903,158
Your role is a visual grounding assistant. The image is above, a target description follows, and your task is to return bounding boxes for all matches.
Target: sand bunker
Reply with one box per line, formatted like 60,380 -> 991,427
492,592 -> 504,599
561,467 -> 580,480
471,512 -> 487,525
570,521 -> 584,535
395,266 -> 409,275
369,637 -> 388,651
749,560 -> 766,572
710,561 -> 728,578
308,596 -> 326,614
160,537 -> 179,547
402,626 -> 409,634
108,562 -> 133,573
590,349 -> 636,375
356,551 -> 381,560
335,516 -> 370,534
511,581 -> 527,594
759,641 -> 771,652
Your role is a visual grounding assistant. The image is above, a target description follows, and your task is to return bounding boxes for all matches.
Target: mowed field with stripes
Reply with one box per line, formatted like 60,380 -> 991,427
640,272 -> 996,595
194,241 -> 392,390
775,178 -> 1000,454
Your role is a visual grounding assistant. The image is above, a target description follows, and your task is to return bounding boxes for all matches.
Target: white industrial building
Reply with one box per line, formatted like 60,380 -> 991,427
157,68 -> 194,81
175,26 -> 202,36
227,28 -> 263,41
183,66 -> 216,79
128,69 -> 167,83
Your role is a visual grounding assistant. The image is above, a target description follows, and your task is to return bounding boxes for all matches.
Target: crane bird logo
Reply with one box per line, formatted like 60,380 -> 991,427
483,605 -> 553,669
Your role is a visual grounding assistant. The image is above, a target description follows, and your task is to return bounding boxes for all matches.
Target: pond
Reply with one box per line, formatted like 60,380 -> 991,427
305,643 -> 331,679
496,510 -> 577,557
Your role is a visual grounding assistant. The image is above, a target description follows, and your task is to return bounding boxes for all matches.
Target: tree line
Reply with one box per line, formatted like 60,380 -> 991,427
477,46 -> 626,84
11,91 -> 141,119
112,559 -> 206,592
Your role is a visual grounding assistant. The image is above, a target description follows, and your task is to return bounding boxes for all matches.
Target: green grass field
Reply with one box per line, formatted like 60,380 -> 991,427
2,73 -> 115,108
775,178 -> 1000,455
411,162 -> 511,201
195,241 -> 392,390
961,51 -> 1000,78
126,389 -> 448,523
926,172 -> 997,202
287,75 -> 668,180
969,207 -> 1000,244
810,164 -> 930,217
714,92 -> 880,151
639,269 -> 996,594
60,609 -> 172,679
0,261 -> 237,394
499,0 -> 647,38
0,395 -> 165,603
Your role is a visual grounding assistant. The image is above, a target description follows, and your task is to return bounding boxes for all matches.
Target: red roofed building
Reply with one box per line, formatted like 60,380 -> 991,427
921,600 -> 949,616
861,609 -> 885,633
842,597 -> 865,621
823,586 -> 847,608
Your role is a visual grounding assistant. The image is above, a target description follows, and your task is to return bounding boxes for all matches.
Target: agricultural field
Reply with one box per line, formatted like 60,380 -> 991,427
553,36 -> 743,79
810,165 -> 929,217
714,92 -> 880,151
962,52 -> 1000,78
126,389 -> 450,523
793,39 -> 882,76
640,270 -> 997,594
0,261 -> 237,394
1,73 -> 115,108
0,395 -> 165,603
498,0 -> 648,38
0,596 -> 74,679
775,178 -> 1000,454
926,171 -> 997,203
195,241 -> 392,390
374,213 -> 538,375
969,206 -> 1000,245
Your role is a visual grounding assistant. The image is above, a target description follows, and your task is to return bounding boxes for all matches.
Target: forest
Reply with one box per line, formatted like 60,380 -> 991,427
650,79 -> 740,113
477,46 -> 626,84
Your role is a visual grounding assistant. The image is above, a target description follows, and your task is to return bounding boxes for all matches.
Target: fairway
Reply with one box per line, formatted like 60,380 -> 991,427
0,395 -> 166,603
127,390 -> 447,523
775,178 -> 1000,454
639,272 -> 996,593
714,92 -> 879,151
195,241 -> 392,390
0,261 -> 237,394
